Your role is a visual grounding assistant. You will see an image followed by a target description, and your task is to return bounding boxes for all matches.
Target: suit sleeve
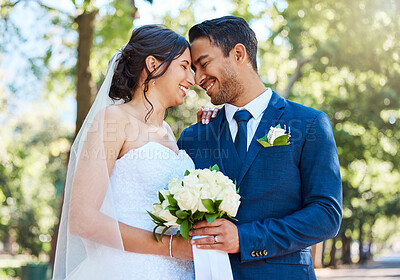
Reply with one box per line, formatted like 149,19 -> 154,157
237,112 -> 342,263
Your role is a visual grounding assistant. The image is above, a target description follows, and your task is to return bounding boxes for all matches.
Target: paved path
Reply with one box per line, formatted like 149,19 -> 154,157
316,253 -> 400,279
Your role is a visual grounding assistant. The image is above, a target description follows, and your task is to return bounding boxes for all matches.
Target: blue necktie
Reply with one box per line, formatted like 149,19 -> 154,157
233,110 -> 252,162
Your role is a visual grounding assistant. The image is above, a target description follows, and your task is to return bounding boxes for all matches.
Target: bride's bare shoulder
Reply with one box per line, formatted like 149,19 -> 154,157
104,104 -> 135,125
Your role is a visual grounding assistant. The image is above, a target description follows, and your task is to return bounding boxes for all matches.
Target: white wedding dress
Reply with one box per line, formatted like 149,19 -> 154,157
68,141 -> 195,279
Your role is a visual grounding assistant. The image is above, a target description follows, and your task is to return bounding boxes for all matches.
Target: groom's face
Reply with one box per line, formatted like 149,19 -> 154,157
190,37 -> 243,105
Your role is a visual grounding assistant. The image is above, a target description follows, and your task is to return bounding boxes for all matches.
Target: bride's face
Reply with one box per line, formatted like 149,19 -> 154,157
154,48 -> 195,107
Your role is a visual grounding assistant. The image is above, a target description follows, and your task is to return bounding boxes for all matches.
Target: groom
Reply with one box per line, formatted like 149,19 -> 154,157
178,16 -> 342,279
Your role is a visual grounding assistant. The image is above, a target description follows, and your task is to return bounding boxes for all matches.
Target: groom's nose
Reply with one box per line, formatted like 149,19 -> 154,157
194,69 -> 205,86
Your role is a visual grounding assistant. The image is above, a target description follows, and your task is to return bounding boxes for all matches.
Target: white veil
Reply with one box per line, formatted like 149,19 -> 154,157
53,49 -> 125,279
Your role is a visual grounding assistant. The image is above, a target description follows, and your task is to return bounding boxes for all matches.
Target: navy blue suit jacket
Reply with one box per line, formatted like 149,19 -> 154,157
177,92 -> 342,279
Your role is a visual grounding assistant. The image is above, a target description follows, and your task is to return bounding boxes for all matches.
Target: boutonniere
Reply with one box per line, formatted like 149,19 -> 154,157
257,124 -> 291,147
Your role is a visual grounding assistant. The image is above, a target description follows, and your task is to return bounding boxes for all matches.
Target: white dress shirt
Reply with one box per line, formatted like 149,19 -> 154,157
225,88 -> 272,150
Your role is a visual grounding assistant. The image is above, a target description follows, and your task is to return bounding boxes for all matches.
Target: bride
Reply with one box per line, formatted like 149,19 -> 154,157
53,25 -> 207,279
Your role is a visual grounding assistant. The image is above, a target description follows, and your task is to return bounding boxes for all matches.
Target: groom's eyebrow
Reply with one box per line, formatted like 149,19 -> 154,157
194,55 -> 209,65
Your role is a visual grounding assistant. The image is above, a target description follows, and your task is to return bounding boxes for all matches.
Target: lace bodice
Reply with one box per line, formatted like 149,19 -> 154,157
70,142 -> 195,279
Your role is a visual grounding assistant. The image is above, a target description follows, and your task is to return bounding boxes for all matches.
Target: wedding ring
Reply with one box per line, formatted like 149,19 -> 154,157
214,235 -> 218,244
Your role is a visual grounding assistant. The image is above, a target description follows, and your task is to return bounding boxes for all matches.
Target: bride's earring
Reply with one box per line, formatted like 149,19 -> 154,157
152,80 -> 155,86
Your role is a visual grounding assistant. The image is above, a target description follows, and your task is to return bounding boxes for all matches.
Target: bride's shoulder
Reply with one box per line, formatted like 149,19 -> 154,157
104,104 -> 124,117
103,105 -> 132,125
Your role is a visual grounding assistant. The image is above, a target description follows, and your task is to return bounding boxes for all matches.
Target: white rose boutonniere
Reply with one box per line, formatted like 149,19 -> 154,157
257,124 -> 291,147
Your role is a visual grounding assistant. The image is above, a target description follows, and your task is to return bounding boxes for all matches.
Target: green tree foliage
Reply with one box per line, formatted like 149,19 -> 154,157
0,77 -> 70,257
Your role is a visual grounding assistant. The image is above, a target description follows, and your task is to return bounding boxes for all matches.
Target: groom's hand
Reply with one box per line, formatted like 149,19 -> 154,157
189,218 -> 240,253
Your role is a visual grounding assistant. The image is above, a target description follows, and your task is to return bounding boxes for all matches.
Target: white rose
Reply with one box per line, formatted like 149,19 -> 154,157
168,177 -> 182,195
198,169 -> 216,184
217,188 -> 241,217
151,203 -> 163,217
215,172 -> 230,184
159,200 -> 178,227
183,173 -> 200,185
174,187 -> 199,212
197,184 -> 219,212
267,126 -> 286,145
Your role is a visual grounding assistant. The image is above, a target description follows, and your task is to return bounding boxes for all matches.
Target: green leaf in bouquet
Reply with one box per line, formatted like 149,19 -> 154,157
160,226 -> 170,241
180,219 -> 190,241
147,210 -> 166,224
205,213 -> 219,224
158,191 -> 165,203
193,211 -> 205,221
166,205 -> 179,211
167,194 -> 178,207
169,210 -> 177,217
184,170 -> 190,176
201,199 -> 215,213
233,179 -> 241,194
215,200 -> 223,209
152,225 -> 159,242
225,213 -> 239,222
176,218 -> 184,224
176,230 -> 181,237
176,210 -> 189,219
209,164 -> 220,172
273,134 -> 290,146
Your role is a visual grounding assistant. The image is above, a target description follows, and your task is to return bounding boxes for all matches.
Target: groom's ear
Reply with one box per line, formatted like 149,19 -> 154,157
231,43 -> 247,66
145,55 -> 160,73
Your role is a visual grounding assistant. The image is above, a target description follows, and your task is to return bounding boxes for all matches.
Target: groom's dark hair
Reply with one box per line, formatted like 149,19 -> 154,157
189,16 -> 258,71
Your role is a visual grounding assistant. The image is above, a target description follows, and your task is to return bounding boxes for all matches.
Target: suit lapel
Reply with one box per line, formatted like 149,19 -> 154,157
236,92 -> 286,187
205,106 -> 227,175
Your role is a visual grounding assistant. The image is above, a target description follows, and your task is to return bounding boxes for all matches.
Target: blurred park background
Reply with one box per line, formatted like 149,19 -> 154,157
0,0 -> 399,278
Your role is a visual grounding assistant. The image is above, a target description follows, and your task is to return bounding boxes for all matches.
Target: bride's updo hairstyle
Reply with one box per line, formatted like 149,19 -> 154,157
109,25 -> 189,121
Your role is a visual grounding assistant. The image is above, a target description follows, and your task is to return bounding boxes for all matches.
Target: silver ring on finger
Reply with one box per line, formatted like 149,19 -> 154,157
214,235 -> 218,244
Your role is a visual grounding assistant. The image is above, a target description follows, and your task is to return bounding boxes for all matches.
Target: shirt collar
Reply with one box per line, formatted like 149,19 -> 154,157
225,88 -> 272,123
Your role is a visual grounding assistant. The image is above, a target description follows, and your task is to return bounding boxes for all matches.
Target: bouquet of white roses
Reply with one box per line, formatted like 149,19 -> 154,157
148,165 -> 241,241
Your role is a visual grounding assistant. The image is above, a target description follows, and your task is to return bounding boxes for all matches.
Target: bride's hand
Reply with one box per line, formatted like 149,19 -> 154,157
171,235 -> 193,260
197,107 -> 220,124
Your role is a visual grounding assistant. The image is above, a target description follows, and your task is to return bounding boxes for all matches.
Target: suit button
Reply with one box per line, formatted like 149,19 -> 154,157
251,251 -> 256,257
263,250 -> 268,256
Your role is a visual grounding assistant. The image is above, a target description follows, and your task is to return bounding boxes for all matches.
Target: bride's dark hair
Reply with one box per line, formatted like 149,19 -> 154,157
109,25 -> 189,121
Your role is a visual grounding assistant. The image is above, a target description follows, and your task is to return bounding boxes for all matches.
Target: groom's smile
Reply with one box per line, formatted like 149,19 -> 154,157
190,37 -> 232,104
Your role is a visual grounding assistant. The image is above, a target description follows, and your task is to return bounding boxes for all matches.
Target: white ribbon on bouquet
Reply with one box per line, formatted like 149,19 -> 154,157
192,235 -> 234,280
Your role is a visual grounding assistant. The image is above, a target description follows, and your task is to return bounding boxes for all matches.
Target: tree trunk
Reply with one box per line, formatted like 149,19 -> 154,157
367,238 -> 373,260
74,10 -> 98,136
282,55 -> 312,98
322,240 -> 326,266
341,233 -> 352,264
358,222 -> 366,264
328,237 -> 337,267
